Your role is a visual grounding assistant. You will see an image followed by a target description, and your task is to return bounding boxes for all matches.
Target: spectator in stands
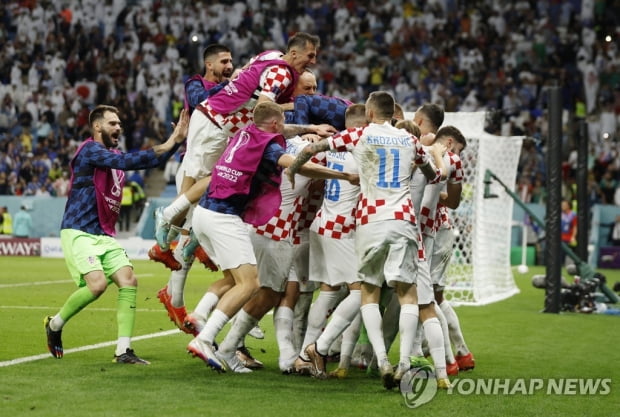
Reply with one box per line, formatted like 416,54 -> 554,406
0,205 -> 12,235
12,203 -> 32,238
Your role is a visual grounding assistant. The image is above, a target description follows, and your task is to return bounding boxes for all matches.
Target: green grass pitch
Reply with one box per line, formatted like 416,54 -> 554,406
1,257 -> 618,416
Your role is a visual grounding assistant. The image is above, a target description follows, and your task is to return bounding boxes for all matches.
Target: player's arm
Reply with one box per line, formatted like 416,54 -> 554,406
419,142 -> 447,182
439,182 -> 462,209
279,153 -> 358,184
283,123 -> 337,138
286,138 -> 332,188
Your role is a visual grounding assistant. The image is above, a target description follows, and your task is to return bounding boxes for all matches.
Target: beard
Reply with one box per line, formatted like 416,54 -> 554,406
101,130 -> 119,148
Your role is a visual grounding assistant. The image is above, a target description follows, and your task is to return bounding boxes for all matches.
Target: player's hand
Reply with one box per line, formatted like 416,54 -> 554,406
301,133 -> 322,143
171,109 -> 190,143
431,141 -> 447,156
346,173 -> 360,186
312,124 -> 337,137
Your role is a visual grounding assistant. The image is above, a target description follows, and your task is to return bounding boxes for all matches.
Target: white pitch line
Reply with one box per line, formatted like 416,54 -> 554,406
0,274 -> 154,289
0,329 -> 180,368
0,280 -> 74,288
0,306 -> 162,312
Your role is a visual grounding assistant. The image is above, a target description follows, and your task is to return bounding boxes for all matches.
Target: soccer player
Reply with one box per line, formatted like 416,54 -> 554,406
294,104 -> 367,379
151,45 -> 233,333
406,125 -> 467,383
287,91 -> 447,389
432,156 -> 476,372
185,102 -> 357,372
154,32 -> 336,252
43,105 -> 188,364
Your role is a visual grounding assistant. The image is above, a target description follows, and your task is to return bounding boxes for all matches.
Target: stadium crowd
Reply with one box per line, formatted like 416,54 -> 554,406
0,0 -> 618,205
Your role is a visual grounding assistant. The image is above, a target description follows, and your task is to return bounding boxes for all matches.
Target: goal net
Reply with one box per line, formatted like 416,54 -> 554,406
442,112 -> 523,305
404,111 -> 524,305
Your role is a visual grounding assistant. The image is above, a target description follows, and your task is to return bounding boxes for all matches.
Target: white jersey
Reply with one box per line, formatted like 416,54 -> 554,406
253,136 -> 317,241
310,150 -> 359,239
328,122 -> 435,226
411,150 -> 463,237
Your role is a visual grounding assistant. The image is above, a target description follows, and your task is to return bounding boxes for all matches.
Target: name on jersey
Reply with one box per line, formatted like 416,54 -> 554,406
366,135 -> 412,147
215,165 -> 243,183
328,151 -> 347,161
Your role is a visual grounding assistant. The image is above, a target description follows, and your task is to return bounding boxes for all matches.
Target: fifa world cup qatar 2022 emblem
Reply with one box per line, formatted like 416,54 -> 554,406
400,365 -> 438,408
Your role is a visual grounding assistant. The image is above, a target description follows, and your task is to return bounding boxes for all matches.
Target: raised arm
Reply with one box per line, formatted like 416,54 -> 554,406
285,138 -> 332,188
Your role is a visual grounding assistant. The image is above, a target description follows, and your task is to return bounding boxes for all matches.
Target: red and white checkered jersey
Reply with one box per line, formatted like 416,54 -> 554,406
310,150 -> 360,239
253,136 -> 315,241
328,122 -> 432,226
434,203 -> 452,232
205,52 -> 294,135
412,151 -> 463,237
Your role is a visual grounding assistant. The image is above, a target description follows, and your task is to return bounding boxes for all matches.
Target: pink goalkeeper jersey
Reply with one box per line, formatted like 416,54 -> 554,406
328,122 -> 436,226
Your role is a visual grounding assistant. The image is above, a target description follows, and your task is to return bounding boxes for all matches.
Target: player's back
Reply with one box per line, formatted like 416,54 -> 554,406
352,122 -> 416,224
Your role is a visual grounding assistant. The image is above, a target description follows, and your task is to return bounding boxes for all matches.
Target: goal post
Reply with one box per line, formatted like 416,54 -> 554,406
405,111 -> 524,305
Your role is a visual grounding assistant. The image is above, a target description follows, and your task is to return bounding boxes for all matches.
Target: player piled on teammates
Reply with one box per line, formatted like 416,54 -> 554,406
406,121 -> 467,384
153,32 -> 335,255
207,120 -> 358,373
292,104 -> 367,379
152,44 -> 233,334
185,102 -> 357,372
287,91 -> 448,390
151,34 -> 337,333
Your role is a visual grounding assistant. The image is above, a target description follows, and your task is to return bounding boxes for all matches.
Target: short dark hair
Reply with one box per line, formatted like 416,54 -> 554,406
89,105 -> 119,128
203,44 -> 231,61
287,32 -> 320,51
367,91 -> 395,120
436,125 -> 466,150
417,103 -> 444,132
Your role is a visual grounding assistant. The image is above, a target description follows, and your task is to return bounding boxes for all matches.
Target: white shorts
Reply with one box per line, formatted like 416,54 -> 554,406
416,235 -> 435,305
429,227 -> 455,289
356,220 -> 421,288
309,231 -> 358,286
191,206 -> 256,270
250,232 -> 294,292
289,231 -> 317,292
184,110 -> 228,180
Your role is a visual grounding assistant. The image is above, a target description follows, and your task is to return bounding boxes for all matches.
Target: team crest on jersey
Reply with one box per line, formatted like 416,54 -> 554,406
87,256 -> 96,265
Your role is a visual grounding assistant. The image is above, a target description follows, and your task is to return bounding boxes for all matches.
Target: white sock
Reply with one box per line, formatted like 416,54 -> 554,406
360,303 -> 388,364
315,290 -> 361,355
398,304 -> 419,365
298,290 -> 341,359
116,337 -> 131,356
168,233 -> 191,307
49,315 -> 65,331
163,194 -> 190,223
274,307 -> 296,367
218,309 -> 256,355
440,300 -> 470,356
198,309 -> 229,344
434,303 -> 456,364
423,317 -> 447,379
339,313 -> 361,369
194,291 -> 219,320
410,320 -> 424,357
292,291 -> 313,352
